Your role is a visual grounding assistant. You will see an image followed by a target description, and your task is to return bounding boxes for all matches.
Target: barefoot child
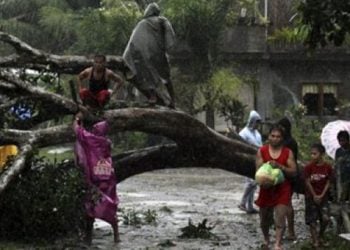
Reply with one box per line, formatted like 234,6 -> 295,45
304,143 -> 333,248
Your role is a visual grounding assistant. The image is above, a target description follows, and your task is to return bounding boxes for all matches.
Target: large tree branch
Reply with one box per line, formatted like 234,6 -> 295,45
104,108 -> 256,155
0,32 -> 43,57
0,71 -> 79,113
0,138 -> 36,194
2,108 -> 255,154
1,125 -> 73,147
0,32 -> 128,74
114,144 -> 256,183
1,107 -> 257,195
0,97 -> 17,113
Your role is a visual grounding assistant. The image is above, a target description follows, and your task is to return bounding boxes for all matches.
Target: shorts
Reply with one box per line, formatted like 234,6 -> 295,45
304,197 -> 330,225
79,88 -> 110,107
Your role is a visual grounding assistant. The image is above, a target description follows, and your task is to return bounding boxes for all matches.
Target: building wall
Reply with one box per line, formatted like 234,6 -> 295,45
172,25 -> 350,130
221,26 -> 350,121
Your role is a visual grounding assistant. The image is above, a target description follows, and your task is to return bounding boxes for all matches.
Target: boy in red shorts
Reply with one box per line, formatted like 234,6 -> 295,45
77,55 -> 124,109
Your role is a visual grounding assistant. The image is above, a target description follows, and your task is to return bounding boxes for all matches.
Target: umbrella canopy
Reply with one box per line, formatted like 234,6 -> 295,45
320,120 -> 350,159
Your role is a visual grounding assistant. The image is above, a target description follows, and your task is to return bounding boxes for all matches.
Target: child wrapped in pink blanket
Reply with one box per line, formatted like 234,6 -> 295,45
73,115 -> 119,244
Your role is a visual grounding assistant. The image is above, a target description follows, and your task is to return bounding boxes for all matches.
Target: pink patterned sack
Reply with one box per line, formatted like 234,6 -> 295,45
93,159 -> 114,180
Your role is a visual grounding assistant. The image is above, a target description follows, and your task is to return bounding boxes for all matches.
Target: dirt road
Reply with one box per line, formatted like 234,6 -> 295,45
91,168 -> 308,249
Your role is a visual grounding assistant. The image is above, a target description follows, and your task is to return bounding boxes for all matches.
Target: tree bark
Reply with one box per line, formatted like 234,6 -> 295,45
0,31 -> 128,74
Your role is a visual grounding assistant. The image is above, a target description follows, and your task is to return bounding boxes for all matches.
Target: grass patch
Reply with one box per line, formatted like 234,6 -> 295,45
38,144 -> 74,163
121,208 -> 158,226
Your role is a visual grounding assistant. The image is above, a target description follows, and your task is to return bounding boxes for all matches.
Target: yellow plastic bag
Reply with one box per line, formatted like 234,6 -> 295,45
0,145 -> 18,169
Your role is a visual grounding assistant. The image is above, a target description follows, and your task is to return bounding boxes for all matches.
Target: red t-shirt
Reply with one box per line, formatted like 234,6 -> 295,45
304,162 -> 333,198
255,145 -> 292,207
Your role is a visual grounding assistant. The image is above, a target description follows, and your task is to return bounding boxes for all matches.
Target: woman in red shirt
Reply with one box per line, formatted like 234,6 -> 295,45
255,124 -> 297,250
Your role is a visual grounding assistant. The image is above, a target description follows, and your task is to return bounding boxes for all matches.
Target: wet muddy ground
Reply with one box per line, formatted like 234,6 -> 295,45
0,168 -> 310,249
90,168 -> 309,249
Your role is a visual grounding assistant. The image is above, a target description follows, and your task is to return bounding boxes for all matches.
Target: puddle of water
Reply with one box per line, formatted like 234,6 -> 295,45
47,146 -> 72,154
210,191 -> 242,200
94,219 -> 111,229
122,200 -> 205,207
119,192 -> 149,198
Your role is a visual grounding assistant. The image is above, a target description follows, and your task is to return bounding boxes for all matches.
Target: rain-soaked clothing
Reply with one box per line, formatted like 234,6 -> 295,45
239,111 -> 262,147
74,120 -> 118,225
238,110 -> 262,212
255,145 -> 292,207
79,88 -> 110,108
123,2 -> 175,105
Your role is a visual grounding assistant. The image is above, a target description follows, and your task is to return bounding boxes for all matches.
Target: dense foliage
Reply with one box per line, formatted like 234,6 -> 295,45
272,104 -> 323,162
0,157 -> 85,242
298,0 -> 350,49
163,0 -> 231,81
0,0 -> 140,54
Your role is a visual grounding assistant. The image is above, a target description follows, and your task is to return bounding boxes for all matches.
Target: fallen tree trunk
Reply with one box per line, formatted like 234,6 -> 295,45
0,107 -> 257,192
114,143 -> 255,183
0,31 -> 257,195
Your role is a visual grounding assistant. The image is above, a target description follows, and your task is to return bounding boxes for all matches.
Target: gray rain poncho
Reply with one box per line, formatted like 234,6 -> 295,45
123,3 -> 176,104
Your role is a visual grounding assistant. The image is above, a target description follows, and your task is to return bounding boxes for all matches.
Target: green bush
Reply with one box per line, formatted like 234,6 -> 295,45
143,209 -> 158,225
120,208 -> 158,226
121,208 -> 142,226
0,156 -> 86,242
179,219 -> 218,240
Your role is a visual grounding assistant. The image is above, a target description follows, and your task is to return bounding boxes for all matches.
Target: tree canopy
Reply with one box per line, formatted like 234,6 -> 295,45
0,0 -> 140,54
297,0 -> 350,49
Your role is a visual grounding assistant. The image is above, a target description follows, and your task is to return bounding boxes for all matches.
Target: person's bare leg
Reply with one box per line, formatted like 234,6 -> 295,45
259,207 -> 272,248
286,203 -> 296,240
319,214 -> 329,247
274,204 -> 288,250
84,217 -> 94,245
309,223 -> 319,248
112,217 -> 120,243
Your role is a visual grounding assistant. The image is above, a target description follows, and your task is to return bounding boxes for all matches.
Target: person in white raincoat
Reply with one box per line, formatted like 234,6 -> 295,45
238,110 -> 262,213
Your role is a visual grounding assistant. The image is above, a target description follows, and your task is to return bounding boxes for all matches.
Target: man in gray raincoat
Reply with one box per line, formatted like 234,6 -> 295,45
123,3 -> 176,108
